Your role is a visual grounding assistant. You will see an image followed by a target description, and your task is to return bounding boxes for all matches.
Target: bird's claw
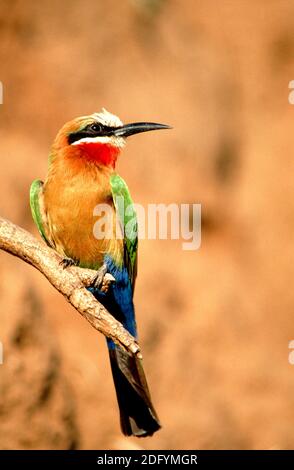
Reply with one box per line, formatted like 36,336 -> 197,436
93,264 -> 108,289
92,264 -> 115,292
100,273 -> 116,293
60,257 -> 76,268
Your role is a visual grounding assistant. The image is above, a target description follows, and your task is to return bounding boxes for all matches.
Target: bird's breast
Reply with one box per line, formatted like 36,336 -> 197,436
43,160 -> 123,268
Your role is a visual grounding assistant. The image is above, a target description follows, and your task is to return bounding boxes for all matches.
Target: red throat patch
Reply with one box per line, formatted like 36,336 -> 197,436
76,142 -> 120,168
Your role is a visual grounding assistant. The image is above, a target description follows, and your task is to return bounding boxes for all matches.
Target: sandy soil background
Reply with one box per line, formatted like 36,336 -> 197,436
1,0 -> 294,449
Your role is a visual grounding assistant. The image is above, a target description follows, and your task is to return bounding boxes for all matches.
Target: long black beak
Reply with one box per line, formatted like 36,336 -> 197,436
113,122 -> 172,138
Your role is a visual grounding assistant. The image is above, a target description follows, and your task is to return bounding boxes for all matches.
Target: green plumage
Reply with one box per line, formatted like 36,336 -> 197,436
30,179 -> 48,243
110,173 -> 138,289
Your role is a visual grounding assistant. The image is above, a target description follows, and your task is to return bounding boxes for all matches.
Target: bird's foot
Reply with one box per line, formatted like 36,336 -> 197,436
60,256 -> 76,269
92,264 -> 115,293
93,263 -> 107,288
100,273 -> 116,293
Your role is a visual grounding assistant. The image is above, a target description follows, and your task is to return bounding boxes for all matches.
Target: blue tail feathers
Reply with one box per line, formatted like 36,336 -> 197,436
89,255 -> 161,437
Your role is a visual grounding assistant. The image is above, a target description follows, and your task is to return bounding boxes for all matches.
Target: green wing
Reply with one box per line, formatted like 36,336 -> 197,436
30,179 -> 50,244
110,173 -> 138,290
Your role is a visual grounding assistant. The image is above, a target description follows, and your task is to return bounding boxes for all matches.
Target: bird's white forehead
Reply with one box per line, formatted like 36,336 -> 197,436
91,108 -> 123,127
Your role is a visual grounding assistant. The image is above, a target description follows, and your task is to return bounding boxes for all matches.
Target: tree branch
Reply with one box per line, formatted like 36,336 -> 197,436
0,216 -> 141,357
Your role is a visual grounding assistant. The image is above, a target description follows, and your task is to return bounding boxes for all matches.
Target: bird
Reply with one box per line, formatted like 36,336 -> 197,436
30,108 -> 171,437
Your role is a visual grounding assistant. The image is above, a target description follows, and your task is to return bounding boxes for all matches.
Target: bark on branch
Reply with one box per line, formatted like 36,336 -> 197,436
0,216 -> 141,357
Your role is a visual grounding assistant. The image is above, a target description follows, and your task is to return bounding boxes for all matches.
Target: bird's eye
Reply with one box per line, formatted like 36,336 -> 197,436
90,123 -> 102,133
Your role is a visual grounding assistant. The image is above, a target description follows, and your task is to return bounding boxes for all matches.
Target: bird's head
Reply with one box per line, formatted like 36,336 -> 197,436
52,108 -> 171,168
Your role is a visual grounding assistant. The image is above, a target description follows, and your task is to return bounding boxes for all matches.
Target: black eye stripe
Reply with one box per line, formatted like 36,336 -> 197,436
86,123 -> 118,135
68,123 -> 119,145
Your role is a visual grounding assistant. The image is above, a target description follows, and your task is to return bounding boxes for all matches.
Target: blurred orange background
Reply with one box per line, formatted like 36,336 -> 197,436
1,0 -> 294,450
